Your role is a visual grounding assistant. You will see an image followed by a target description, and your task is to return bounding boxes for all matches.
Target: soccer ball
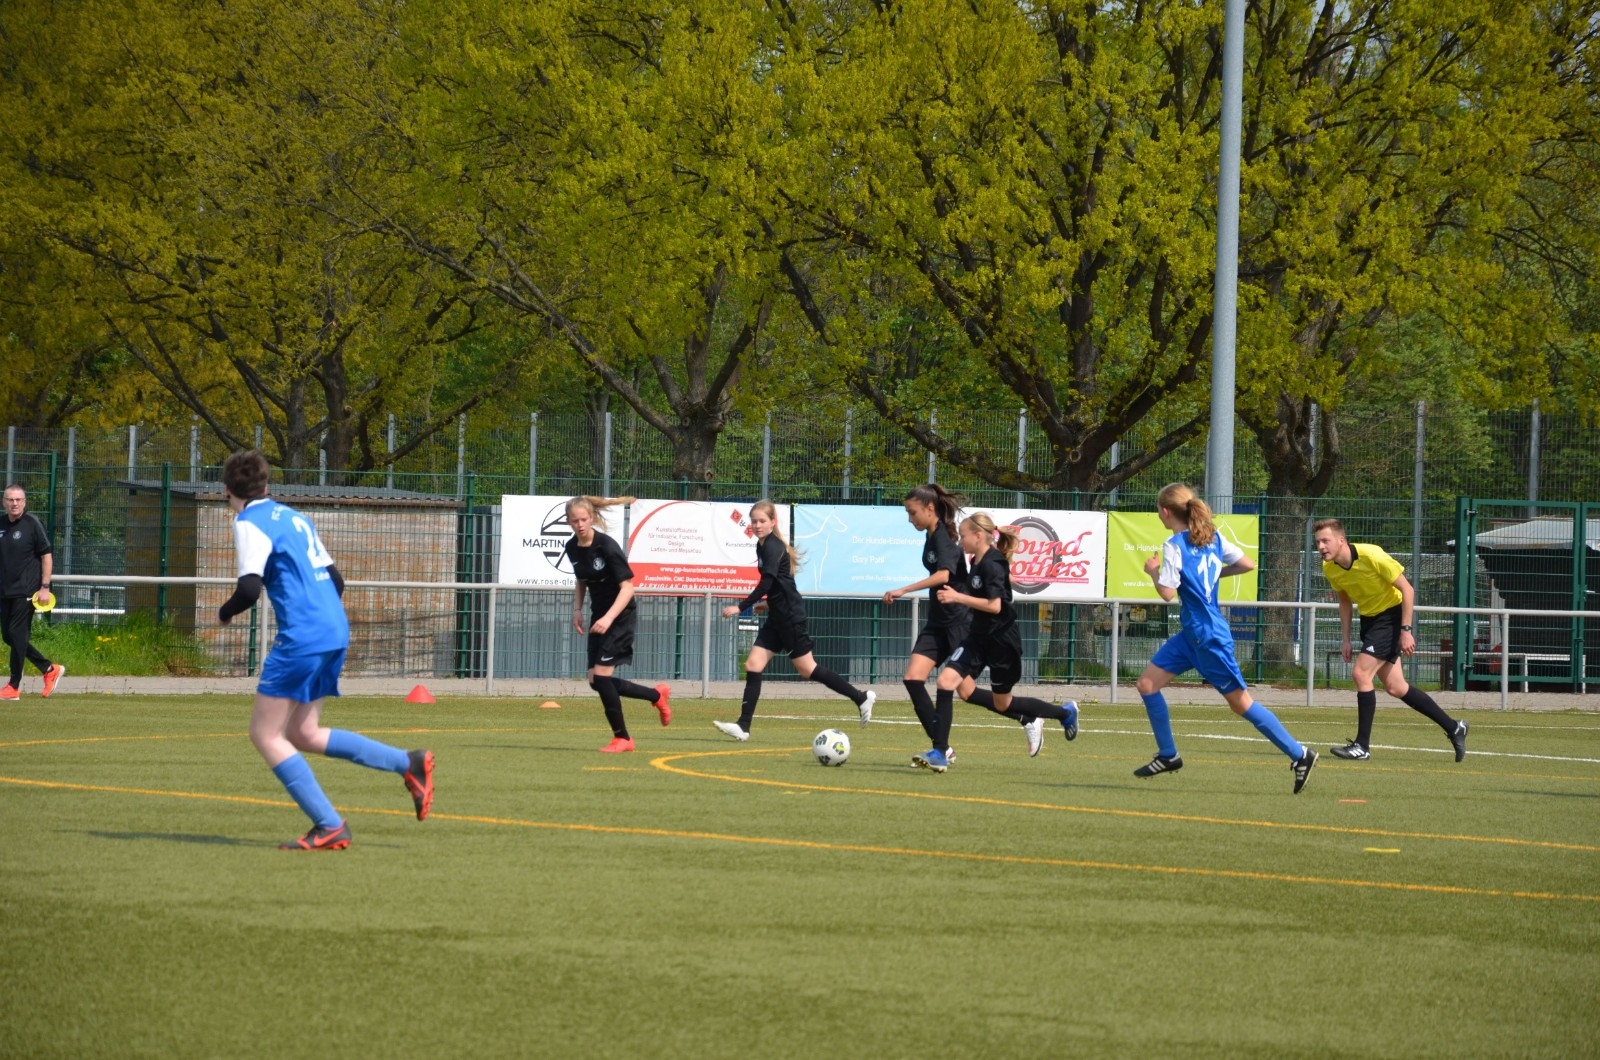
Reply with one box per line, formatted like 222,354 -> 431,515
813,728 -> 851,767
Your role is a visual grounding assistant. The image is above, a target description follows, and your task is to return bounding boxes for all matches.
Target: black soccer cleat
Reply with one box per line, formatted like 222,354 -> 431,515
1133,754 -> 1183,778
1449,720 -> 1469,763
1292,748 -> 1318,794
1329,741 -> 1371,761
281,820 -> 351,851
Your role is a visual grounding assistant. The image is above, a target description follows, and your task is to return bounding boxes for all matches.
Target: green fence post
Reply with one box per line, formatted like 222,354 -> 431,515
45,452 -> 58,536
158,462 -> 171,623
247,603 -> 258,677
1066,603 -> 1077,683
1572,503 -> 1589,694
1452,496 -> 1474,692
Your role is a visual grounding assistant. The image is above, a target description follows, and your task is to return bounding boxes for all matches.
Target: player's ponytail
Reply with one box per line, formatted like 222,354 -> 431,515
751,498 -> 801,571
566,495 -> 636,532
1157,482 -> 1216,548
962,512 -> 1018,562
905,483 -> 967,540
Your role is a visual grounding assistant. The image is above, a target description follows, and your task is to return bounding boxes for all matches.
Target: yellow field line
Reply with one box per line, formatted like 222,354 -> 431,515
5,729 -> 1597,851
650,749 -> 1600,853
1,773 -> 1594,904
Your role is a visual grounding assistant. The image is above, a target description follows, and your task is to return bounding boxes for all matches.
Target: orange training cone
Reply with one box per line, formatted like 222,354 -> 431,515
405,684 -> 435,704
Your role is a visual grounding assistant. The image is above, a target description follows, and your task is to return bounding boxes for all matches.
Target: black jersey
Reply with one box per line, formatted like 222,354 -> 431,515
564,532 -> 636,621
922,527 -> 969,628
0,512 -> 51,598
739,533 -> 805,625
964,547 -> 1016,639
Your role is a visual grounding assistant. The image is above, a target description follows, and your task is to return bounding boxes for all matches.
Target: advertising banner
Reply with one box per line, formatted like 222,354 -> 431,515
792,506 -> 926,594
983,508 -> 1109,601
496,495 -> 625,586
1105,512 -> 1260,602
626,499 -> 791,593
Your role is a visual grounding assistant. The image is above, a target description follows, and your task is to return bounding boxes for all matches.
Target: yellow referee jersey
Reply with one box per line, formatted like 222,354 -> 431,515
1322,543 -> 1404,616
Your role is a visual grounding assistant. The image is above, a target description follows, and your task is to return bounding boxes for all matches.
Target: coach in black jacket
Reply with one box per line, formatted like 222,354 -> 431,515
0,485 -> 62,699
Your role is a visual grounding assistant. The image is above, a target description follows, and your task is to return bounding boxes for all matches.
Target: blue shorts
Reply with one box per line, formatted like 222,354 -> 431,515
1149,632 -> 1247,696
258,648 -> 345,703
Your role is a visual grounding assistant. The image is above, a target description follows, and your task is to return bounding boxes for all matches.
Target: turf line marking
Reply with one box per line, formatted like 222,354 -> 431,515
4,774 -> 1595,904
648,750 -> 1600,853
763,717 -> 1600,765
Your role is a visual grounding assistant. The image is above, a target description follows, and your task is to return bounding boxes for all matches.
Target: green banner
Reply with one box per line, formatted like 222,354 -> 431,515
1105,513 -> 1260,601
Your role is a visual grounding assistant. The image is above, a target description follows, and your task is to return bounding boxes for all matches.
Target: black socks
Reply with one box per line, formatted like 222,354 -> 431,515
738,671 -> 763,730
811,664 -> 865,705
1355,690 -> 1377,747
934,688 -> 954,751
590,675 -> 628,738
613,678 -> 660,703
904,679 -> 938,743
1400,685 -> 1457,733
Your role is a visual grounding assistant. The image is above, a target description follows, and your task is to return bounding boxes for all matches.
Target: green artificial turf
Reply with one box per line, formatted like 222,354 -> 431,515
1,694 -> 1596,1058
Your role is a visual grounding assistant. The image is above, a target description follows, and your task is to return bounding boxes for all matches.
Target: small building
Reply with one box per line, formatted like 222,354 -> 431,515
121,480 -> 465,676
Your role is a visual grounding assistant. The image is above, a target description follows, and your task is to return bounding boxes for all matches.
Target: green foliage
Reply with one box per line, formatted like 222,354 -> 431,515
32,614 -> 211,677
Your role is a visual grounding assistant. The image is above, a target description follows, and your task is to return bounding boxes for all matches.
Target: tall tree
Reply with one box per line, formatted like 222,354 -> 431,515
350,0 -> 822,494
0,0 -> 520,472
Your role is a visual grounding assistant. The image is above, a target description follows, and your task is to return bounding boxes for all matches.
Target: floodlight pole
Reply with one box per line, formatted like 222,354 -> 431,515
1206,0 -> 1246,516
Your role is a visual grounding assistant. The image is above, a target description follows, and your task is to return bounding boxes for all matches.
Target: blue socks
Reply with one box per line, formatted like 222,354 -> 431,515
325,729 -> 410,773
1242,704 -> 1304,760
1141,692 -> 1178,758
272,753 -> 341,829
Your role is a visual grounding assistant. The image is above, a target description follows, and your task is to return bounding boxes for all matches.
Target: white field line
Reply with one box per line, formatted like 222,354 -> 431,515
757,713 -> 1600,766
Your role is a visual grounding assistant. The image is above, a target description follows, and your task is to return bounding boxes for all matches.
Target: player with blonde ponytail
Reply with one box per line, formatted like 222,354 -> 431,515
714,500 -> 876,740
915,512 -> 1079,772
564,496 -> 670,753
1134,483 -> 1318,793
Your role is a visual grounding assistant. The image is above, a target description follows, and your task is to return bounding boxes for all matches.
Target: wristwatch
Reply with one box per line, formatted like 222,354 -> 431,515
1400,624 -> 1412,631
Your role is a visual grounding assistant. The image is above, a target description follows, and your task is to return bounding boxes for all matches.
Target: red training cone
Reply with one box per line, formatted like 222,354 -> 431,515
405,684 -> 435,704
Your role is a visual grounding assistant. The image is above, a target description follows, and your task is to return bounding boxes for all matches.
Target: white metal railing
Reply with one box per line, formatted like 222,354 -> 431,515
49,574 -> 1598,706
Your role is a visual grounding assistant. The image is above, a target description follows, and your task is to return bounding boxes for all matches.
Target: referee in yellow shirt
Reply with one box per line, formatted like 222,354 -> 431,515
1313,519 -> 1468,761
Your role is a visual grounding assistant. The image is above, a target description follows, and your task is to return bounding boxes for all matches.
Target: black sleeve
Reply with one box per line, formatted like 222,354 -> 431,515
218,574 -> 264,621
603,535 -> 634,583
738,537 -> 778,610
933,530 -> 964,579
328,564 -> 345,597
977,553 -> 1005,602
31,516 -> 53,557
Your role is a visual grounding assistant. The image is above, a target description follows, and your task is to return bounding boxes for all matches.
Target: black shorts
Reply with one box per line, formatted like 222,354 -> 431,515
587,610 -> 637,668
944,627 -> 1023,694
1358,608 -> 1403,665
911,620 -> 969,664
753,615 -> 815,658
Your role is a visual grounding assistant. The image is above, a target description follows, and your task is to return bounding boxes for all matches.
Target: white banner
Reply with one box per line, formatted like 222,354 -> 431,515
982,508 -> 1108,600
626,499 -> 791,593
496,495 -> 624,586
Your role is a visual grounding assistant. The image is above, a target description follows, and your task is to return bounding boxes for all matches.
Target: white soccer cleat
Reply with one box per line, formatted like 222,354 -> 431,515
712,720 -> 749,742
858,690 -> 876,728
1024,716 -> 1045,757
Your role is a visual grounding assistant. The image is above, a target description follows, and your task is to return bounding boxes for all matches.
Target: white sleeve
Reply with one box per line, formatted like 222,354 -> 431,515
1157,540 -> 1183,590
234,520 -> 273,578
1216,532 -> 1244,565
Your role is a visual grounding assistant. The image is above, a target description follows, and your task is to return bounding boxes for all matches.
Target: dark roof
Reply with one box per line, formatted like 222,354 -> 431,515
119,480 -> 463,508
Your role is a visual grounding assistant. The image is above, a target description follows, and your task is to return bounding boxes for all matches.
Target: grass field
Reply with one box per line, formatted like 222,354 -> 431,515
2,692 -> 1597,1059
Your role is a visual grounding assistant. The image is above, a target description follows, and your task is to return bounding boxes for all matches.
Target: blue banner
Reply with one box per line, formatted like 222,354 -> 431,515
792,505 -> 927,595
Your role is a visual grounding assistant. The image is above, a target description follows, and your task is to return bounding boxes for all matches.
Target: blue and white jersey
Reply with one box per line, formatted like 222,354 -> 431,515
1157,530 -> 1244,644
234,498 -> 350,655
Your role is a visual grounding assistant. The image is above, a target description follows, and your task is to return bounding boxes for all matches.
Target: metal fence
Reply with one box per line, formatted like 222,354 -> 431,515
49,574 -> 1598,708
5,401 -> 1594,694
